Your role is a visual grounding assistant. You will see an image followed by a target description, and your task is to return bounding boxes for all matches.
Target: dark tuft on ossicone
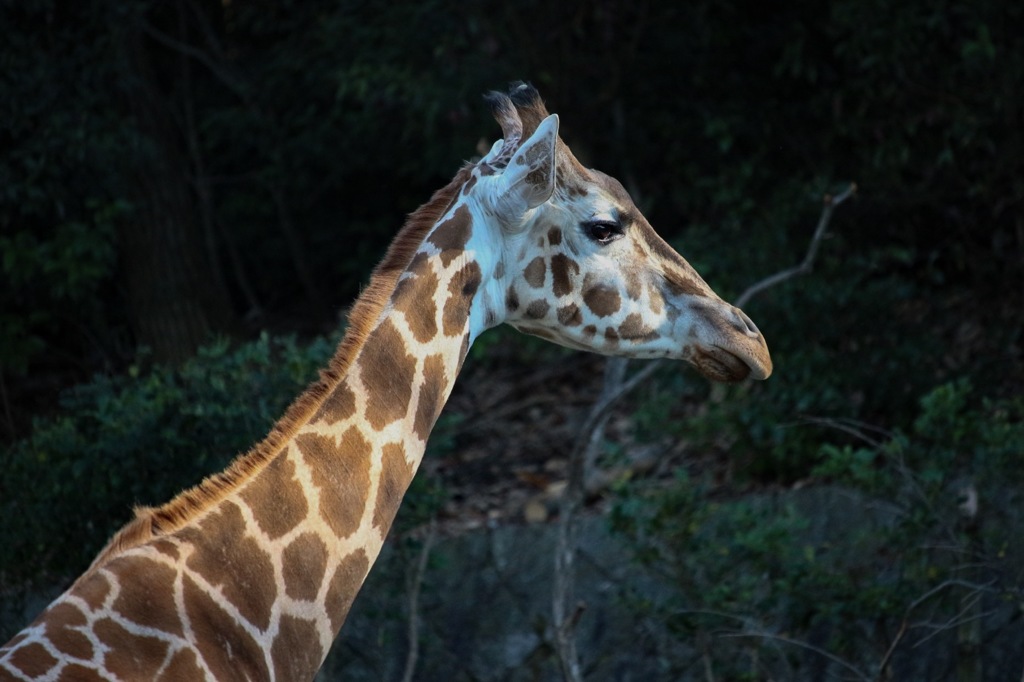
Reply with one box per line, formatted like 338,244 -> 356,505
508,81 -> 542,108
484,91 -> 517,124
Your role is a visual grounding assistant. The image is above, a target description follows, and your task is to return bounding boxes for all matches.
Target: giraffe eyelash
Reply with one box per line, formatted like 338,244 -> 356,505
582,220 -> 625,245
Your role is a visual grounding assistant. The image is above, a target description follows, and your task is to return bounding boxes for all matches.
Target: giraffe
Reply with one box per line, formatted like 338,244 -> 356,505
0,83 -> 771,682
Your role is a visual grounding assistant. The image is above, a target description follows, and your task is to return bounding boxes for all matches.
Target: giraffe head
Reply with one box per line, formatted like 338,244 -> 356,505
466,83 -> 772,382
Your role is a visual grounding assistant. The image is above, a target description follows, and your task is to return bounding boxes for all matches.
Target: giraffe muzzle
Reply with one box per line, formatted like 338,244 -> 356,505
684,299 -> 773,382
730,307 -> 763,339
694,346 -> 754,382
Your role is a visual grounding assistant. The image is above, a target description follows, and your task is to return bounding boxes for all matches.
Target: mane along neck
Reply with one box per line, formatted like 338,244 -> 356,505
82,164 -> 476,574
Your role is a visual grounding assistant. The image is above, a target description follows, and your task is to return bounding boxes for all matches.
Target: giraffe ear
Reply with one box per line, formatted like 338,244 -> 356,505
495,114 -> 559,221
480,138 -> 505,164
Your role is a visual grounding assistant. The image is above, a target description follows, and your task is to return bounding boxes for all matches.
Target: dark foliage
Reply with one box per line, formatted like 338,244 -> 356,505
1,0 -> 1022,669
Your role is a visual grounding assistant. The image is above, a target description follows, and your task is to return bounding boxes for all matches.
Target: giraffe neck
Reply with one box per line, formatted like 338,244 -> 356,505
172,198 -> 494,678
0,186 -> 498,682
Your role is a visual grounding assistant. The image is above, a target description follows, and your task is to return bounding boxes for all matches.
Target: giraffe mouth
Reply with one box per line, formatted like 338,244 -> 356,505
693,346 -> 754,383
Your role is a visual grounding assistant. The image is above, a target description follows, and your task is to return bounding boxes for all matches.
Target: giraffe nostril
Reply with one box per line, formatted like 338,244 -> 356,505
732,308 -> 762,338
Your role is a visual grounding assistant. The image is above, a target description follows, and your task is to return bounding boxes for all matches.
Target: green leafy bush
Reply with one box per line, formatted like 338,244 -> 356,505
611,380 -> 1024,678
1,333 -> 337,587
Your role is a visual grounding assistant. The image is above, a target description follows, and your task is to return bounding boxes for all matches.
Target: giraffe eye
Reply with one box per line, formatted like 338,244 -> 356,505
583,220 -> 623,245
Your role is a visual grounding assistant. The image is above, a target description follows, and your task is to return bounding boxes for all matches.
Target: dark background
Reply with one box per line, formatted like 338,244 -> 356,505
2,1 -> 1022,677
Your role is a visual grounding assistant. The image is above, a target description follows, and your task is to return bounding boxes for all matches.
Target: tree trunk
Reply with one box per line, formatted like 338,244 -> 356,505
115,6 -> 235,364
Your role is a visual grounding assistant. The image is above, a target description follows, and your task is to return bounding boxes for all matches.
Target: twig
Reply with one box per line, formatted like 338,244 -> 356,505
722,632 -> 871,682
701,642 -> 716,682
735,182 -> 856,308
401,518 -> 437,682
875,618 -> 908,681
799,415 -> 891,448
875,578 -> 997,679
904,578 -> 997,615
574,358 -> 658,445
552,358 -> 627,682
141,21 -> 250,102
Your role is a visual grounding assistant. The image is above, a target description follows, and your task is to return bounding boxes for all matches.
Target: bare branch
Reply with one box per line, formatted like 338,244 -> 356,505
566,181 -> 858,433
911,608 -> 997,649
550,184 -> 855,681
701,645 -> 716,682
552,358 -> 627,682
904,578 -> 998,615
401,519 -> 437,682
722,631 -> 871,682
875,578 -> 997,679
735,182 -> 857,308
799,415 -> 891,447
183,0 -> 231,65
875,618 -> 908,682
141,21 -> 250,102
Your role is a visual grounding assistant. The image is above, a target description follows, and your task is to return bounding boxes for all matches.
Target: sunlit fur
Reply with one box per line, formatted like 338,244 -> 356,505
80,165 -> 476,581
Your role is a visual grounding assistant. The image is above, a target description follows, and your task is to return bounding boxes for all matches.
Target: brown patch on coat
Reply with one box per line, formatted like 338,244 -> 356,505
58,664 -> 105,681
95,617 -> 170,681
523,257 -> 545,288
427,204 -> 473,267
150,538 -> 179,560
443,262 -> 482,336
582,324 -> 597,339
296,429 -> 372,540
582,274 -> 621,317
359,319 -> 416,430
326,549 -> 370,632
180,503 -> 276,631
159,649 -> 205,681
183,574 -> 269,681
460,173 -> 478,195
664,268 -> 706,297
239,454 -> 308,540
312,381 -> 356,425
393,266 -> 439,344
405,251 -> 430,274
619,313 -> 657,342
634,220 -> 709,298
414,354 -> 448,442
75,570 -> 113,612
373,443 -> 416,531
6,642 -> 58,678
625,269 -> 644,300
506,285 -> 520,312
557,303 -> 582,326
45,603 -> 94,661
83,163 -> 475,574
604,327 -> 620,348
111,556 -> 183,637
271,616 -> 324,682
547,227 -> 562,245
282,533 -> 329,601
525,299 -> 550,319
550,254 -> 578,297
